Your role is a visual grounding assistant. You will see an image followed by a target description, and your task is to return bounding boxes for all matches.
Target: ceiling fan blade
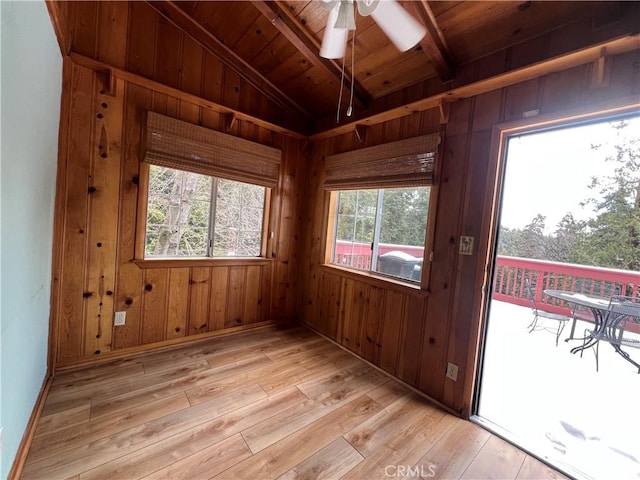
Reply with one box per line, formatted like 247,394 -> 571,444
370,0 -> 427,52
320,4 -> 349,59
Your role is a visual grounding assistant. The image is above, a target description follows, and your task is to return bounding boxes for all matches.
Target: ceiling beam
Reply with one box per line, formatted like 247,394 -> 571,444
70,52 -> 308,138
145,1 -> 312,121
406,0 -> 455,82
251,0 -> 372,108
311,34 -> 640,139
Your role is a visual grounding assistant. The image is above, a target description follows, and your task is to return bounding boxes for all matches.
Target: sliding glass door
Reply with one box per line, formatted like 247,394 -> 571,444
475,112 -> 640,480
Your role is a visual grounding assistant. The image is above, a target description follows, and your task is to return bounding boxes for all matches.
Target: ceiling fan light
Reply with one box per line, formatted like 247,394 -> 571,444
320,4 -> 349,58
356,0 -> 379,16
370,0 -> 426,52
319,0 -> 340,11
334,0 -> 356,30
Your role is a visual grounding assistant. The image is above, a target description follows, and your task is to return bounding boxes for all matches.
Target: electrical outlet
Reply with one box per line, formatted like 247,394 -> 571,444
114,311 -> 126,326
446,362 -> 459,381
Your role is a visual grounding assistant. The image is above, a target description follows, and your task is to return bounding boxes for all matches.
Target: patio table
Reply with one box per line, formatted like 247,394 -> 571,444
543,289 -> 640,371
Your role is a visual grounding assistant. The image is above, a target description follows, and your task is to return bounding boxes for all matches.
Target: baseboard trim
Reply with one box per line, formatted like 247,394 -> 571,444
299,321 -> 461,418
8,374 -> 53,479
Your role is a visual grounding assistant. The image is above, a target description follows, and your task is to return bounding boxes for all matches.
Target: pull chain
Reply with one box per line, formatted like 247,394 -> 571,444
336,2 -> 357,123
336,51 -> 346,124
347,28 -> 355,117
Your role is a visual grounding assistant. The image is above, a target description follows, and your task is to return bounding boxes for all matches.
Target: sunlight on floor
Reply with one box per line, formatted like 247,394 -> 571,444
479,300 -> 640,480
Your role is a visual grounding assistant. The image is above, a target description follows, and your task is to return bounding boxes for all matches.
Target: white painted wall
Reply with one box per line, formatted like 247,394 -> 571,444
0,2 -> 62,477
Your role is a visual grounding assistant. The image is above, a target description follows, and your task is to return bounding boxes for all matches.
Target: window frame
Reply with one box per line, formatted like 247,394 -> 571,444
324,183 -> 438,291
134,162 -> 274,268
321,133 -> 441,291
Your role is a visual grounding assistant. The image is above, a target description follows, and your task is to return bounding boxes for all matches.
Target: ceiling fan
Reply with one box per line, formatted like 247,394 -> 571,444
319,0 -> 427,59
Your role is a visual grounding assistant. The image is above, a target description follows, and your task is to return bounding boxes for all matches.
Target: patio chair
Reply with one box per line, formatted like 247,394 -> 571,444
565,283 -> 620,342
581,295 -> 640,373
525,278 -> 571,346
565,303 -> 595,342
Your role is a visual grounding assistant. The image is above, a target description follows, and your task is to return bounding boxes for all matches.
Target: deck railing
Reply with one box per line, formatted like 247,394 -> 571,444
492,256 -> 640,309
493,256 -> 640,333
334,253 -> 372,270
334,241 -> 640,331
333,240 -> 424,271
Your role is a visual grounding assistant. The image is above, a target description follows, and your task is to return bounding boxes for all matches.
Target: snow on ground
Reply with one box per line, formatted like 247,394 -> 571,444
479,300 -> 640,480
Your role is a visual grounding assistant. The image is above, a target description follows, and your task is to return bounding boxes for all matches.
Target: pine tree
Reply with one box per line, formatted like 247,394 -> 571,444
579,120 -> 640,270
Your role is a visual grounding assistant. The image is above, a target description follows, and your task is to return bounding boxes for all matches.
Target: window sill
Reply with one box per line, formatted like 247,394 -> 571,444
320,264 -> 429,297
133,257 -> 273,269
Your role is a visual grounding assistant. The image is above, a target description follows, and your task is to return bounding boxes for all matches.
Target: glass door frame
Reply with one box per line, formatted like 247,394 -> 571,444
469,100 -> 640,476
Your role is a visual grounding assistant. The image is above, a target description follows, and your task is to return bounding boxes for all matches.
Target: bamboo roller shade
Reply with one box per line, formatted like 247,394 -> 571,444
142,112 -> 282,188
324,133 -> 440,190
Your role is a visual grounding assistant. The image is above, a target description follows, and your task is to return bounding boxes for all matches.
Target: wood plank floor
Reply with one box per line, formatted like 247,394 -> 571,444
22,326 -> 565,479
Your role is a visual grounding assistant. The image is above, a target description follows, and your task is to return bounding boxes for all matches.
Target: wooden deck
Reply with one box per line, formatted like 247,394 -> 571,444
22,326 -> 564,479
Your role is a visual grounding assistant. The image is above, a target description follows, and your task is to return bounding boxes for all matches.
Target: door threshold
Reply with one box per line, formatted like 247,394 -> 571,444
471,414 -> 590,480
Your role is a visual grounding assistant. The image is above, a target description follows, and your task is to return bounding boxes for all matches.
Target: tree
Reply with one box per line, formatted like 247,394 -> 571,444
497,226 -> 522,257
513,214 -> 547,260
335,187 -> 430,247
578,120 -> 640,270
497,118 -> 640,271
546,213 -> 588,264
213,179 -> 265,256
146,166 -> 212,257
379,187 -> 429,246
335,189 -> 377,244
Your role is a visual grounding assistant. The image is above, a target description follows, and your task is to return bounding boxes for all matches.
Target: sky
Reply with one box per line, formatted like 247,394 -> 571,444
499,114 -> 640,233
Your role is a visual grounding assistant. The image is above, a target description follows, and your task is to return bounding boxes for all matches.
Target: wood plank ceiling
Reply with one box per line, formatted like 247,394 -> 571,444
85,1 -> 629,132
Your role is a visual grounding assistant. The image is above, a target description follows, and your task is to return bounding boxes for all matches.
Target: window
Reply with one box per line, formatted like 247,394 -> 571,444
323,133 -> 440,285
332,186 -> 430,283
145,165 -> 266,258
137,112 -> 281,261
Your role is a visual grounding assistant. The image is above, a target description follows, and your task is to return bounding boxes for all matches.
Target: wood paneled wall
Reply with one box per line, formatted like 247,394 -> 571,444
298,49 -> 640,415
47,0 -> 639,413
51,59 -> 303,366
